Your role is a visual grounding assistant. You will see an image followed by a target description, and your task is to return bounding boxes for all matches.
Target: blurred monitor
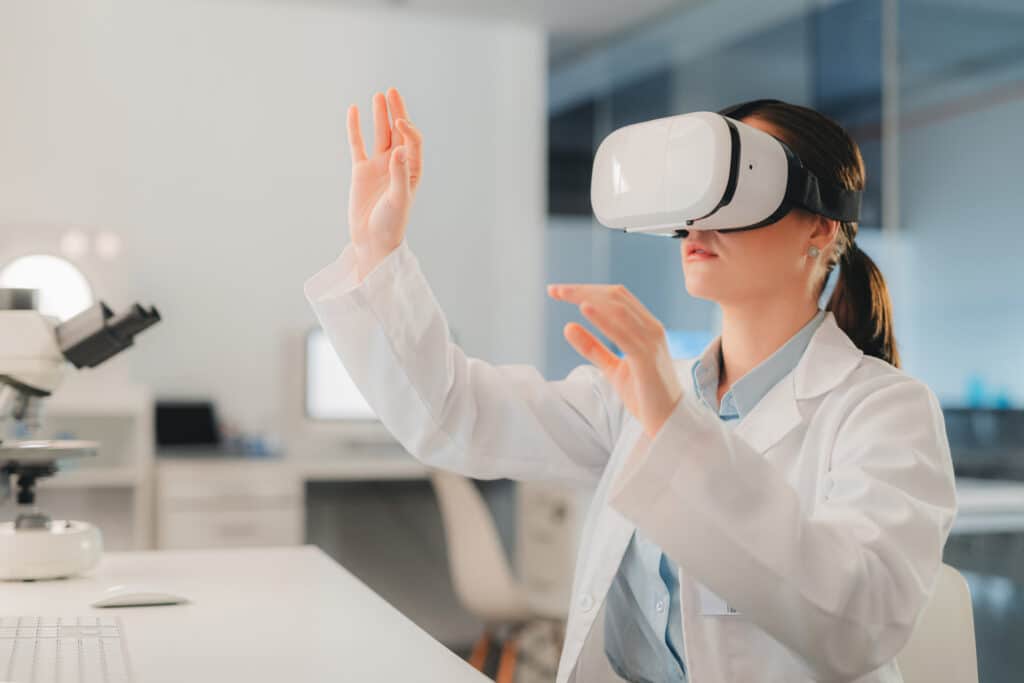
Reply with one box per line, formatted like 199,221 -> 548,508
156,401 -> 221,448
304,328 -> 394,444
306,328 -> 376,421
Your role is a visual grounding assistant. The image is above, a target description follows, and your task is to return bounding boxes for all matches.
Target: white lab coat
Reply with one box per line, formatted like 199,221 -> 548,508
304,240 -> 958,683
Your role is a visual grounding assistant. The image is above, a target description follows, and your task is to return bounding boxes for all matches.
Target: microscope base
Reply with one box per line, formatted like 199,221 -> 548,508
0,520 -> 102,580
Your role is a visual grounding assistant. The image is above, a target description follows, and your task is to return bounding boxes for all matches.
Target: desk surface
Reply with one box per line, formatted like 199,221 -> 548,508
0,546 -> 487,682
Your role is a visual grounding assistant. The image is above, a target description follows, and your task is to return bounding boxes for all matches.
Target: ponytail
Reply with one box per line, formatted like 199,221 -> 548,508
729,100 -> 901,368
826,239 -> 900,368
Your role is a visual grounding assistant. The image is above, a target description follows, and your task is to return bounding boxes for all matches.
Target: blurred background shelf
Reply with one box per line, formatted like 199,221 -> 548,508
953,478 -> 1024,534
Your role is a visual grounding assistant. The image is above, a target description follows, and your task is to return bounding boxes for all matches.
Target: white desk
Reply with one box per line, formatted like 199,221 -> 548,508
0,546 -> 487,682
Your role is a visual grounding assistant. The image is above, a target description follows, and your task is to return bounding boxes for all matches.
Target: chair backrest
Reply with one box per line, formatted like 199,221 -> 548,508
896,563 -> 978,683
429,470 -> 533,624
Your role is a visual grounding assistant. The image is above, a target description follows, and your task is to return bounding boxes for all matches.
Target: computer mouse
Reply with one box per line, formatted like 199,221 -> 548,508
91,584 -> 190,608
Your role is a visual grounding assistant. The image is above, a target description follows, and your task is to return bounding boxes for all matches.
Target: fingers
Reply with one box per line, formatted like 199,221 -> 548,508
549,284 -> 644,312
395,119 -> 423,190
548,284 -> 662,333
388,145 -> 411,202
372,92 -> 391,155
347,105 -> 368,163
548,283 -> 665,357
353,88 -> 422,189
387,88 -> 408,147
387,87 -> 411,125
578,300 -> 646,357
563,322 -> 620,374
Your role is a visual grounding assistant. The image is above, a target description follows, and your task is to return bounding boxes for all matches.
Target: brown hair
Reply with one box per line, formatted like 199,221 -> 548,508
740,101 -> 900,368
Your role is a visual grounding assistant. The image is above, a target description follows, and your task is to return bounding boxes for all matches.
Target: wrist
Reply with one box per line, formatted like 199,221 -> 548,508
644,392 -> 682,440
353,240 -> 402,281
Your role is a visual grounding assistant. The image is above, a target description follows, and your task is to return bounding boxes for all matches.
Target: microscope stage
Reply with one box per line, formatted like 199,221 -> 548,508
0,440 -> 98,462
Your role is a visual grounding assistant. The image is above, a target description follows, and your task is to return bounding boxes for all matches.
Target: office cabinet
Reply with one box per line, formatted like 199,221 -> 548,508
157,458 -> 303,550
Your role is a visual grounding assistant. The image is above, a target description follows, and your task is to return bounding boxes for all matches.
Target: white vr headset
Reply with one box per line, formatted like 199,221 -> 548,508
590,99 -> 862,237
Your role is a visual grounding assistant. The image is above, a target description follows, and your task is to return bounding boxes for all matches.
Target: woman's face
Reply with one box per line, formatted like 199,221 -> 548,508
680,116 -> 833,307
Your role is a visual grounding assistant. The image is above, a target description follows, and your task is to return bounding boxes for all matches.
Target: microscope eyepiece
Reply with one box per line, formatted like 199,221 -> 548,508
56,301 -> 161,369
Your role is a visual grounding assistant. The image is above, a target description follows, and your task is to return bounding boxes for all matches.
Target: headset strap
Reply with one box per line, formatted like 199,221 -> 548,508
717,99 -> 862,223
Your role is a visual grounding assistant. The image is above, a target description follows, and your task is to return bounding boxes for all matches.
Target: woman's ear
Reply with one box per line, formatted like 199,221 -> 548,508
809,215 -> 839,249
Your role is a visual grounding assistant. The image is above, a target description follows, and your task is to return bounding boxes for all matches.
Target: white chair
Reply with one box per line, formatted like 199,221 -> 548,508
896,563 -> 978,683
430,470 -> 561,682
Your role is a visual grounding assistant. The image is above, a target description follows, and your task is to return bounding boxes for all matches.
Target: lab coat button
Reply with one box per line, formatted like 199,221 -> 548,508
579,593 -> 594,612
655,599 -> 666,613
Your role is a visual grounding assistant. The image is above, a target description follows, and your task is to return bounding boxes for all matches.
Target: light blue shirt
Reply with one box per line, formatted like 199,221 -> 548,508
604,309 -> 826,683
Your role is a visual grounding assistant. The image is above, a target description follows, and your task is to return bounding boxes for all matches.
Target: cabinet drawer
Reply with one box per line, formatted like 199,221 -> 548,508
158,460 -> 300,502
159,506 -> 303,550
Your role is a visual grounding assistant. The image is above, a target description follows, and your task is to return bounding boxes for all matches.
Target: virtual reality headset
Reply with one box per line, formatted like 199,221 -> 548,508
590,99 -> 862,237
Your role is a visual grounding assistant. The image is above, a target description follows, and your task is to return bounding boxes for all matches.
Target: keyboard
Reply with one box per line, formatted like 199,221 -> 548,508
0,616 -> 132,682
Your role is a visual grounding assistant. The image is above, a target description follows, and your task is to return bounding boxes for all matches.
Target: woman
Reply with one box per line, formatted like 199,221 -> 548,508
304,89 -> 957,682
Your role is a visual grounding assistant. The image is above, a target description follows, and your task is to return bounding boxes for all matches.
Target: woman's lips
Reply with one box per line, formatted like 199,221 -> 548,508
685,249 -> 718,262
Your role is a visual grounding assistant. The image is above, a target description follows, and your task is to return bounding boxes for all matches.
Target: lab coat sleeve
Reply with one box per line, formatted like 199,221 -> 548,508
607,378 -> 958,681
303,240 -> 621,487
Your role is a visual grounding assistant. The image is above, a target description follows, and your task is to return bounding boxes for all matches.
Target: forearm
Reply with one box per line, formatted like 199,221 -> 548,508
305,240 -> 617,487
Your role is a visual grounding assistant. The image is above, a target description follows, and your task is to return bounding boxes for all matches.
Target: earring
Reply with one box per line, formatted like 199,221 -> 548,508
808,245 -> 821,258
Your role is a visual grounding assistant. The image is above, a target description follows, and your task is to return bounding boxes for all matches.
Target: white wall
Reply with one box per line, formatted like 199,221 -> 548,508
0,0 -> 547,436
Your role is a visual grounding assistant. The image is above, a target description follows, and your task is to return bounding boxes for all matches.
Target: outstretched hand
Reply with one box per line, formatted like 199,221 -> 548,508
548,284 -> 683,439
346,88 -> 424,280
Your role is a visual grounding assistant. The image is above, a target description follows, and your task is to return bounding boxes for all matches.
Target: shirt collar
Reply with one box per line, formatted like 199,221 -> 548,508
691,309 -> 826,419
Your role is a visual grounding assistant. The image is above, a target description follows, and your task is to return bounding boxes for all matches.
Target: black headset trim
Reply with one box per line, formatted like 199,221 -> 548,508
689,98 -> 864,231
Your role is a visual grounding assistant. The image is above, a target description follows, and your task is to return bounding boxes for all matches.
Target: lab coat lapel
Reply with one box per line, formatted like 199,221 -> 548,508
791,311 -> 865,400
692,311 -> 864,456
677,351 -> 804,456
731,377 -> 803,454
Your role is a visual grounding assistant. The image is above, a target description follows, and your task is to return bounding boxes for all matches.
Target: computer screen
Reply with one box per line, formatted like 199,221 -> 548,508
155,401 -> 221,447
305,328 -> 377,421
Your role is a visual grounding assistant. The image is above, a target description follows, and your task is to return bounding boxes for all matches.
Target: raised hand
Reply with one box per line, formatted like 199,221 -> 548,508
346,88 -> 424,280
548,284 -> 683,439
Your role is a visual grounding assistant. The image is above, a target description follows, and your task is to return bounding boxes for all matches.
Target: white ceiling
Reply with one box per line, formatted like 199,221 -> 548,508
290,0 -> 691,63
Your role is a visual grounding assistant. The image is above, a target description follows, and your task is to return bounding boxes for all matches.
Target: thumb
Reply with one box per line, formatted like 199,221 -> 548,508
388,145 -> 411,202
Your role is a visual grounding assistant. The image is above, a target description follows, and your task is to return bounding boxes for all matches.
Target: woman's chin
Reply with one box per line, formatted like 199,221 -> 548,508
682,275 -> 720,301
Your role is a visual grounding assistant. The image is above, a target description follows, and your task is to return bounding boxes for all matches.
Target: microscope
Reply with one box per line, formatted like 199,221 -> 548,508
0,288 -> 160,580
